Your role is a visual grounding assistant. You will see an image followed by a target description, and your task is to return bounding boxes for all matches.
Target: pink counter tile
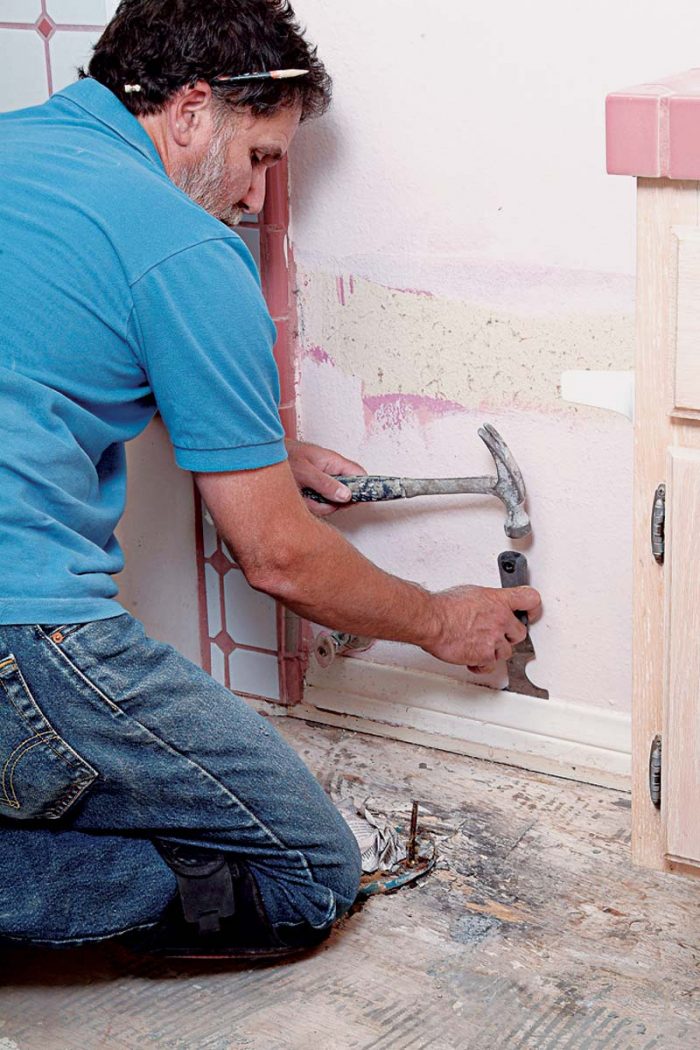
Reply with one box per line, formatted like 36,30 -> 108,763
607,69 -> 700,179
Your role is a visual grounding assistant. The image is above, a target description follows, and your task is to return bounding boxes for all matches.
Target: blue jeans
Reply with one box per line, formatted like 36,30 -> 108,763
0,613 -> 361,947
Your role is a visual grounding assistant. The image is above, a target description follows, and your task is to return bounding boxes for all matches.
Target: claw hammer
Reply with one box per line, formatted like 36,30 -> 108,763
303,423 -> 530,539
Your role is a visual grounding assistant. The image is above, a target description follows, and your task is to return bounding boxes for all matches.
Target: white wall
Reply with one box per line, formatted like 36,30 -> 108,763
290,0 -> 700,291
287,0 -> 700,726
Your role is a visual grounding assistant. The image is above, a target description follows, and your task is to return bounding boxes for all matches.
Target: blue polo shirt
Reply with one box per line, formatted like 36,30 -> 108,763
0,78 -> 286,624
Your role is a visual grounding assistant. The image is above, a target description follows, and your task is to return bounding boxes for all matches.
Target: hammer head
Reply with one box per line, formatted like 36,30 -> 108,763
478,424 -> 530,538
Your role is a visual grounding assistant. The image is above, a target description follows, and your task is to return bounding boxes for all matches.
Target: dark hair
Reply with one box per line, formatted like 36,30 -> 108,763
79,0 -> 331,121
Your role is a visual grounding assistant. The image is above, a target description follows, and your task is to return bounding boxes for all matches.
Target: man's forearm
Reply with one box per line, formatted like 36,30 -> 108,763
239,513 -> 441,649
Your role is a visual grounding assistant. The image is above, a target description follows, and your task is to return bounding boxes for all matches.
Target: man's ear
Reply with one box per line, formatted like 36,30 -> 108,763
167,80 -> 213,147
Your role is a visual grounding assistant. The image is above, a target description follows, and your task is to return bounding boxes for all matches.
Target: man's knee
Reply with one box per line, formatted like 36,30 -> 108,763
317,804 -> 363,919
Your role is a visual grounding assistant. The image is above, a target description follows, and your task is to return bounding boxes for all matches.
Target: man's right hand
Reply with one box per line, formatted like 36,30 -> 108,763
424,584 -> 542,673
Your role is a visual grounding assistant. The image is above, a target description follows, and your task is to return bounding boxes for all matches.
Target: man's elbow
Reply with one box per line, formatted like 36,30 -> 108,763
236,542 -> 308,604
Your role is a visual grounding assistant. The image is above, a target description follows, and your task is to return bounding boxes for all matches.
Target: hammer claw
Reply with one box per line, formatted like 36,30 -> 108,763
478,423 -> 526,500
478,424 -> 530,538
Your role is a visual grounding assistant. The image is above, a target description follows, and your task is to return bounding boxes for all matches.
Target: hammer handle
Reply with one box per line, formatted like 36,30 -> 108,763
302,474 -> 498,505
497,550 -> 530,627
302,476 -> 406,504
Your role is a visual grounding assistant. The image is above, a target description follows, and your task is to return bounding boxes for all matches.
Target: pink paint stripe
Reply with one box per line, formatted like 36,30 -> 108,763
54,23 -> 104,31
0,23 -> 36,30
336,275 -> 345,306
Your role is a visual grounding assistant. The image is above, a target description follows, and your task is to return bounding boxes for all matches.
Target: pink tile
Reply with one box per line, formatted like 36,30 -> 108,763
606,94 -> 663,177
669,97 -> 700,179
35,14 -> 55,38
607,69 -> 700,179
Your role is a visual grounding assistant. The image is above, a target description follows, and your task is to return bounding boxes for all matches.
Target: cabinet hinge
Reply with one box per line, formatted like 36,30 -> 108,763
651,484 -> 666,563
649,734 -> 662,808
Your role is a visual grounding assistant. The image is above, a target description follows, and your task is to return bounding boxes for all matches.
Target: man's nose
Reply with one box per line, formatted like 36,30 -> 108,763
240,168 -> 267,215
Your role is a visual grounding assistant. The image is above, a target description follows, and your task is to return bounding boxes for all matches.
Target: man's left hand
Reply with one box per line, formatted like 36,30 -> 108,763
285,439 -> 367,517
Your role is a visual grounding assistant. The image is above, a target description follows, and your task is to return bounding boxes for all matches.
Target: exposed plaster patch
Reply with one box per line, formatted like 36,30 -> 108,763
295,270 -> 634,414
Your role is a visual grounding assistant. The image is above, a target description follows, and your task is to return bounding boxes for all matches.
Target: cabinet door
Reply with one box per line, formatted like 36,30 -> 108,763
633,178 -> 700,874
663,447 -> 700,868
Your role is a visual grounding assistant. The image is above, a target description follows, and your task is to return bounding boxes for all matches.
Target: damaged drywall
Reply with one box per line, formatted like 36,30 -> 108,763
293,270 -> 633,716
295,269 -> 634,413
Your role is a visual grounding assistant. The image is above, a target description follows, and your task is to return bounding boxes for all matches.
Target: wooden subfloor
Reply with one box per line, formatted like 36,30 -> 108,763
0,719 -> 697,1049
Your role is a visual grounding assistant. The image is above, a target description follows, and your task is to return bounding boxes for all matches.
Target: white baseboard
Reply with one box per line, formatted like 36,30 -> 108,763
292,657 -> 631,791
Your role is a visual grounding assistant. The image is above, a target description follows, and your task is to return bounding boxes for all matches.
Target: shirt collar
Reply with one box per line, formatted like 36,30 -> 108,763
55,78 -> 165,172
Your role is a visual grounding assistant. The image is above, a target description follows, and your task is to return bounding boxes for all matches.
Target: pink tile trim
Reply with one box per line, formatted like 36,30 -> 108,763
607,68 -> 700,179
36,14 -> 55,38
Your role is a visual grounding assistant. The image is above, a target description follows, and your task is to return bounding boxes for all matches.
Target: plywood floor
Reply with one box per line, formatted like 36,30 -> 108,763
0,719 -> 697,1050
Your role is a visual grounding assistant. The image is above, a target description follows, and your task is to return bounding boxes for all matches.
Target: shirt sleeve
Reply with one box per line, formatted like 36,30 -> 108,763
128,235 -> 287,472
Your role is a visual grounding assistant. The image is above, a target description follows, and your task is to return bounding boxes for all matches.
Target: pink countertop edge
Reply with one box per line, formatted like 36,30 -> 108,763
606,69 -> 700,179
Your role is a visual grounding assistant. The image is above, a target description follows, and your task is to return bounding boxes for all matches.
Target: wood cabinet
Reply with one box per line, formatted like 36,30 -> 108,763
608,76 -> 700,873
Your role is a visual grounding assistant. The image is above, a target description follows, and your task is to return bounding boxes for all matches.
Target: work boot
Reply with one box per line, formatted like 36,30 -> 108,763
126,840 -> 331,961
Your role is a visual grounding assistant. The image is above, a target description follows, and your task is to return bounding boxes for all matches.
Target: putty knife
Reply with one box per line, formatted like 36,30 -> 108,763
497,551 -> 549,700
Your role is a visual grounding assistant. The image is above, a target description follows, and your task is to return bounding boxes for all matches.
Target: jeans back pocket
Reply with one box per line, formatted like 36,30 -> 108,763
0,654 -> 98,821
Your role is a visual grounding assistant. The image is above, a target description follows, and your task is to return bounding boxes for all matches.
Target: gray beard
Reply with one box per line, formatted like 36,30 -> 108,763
172,129 -> 244,228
